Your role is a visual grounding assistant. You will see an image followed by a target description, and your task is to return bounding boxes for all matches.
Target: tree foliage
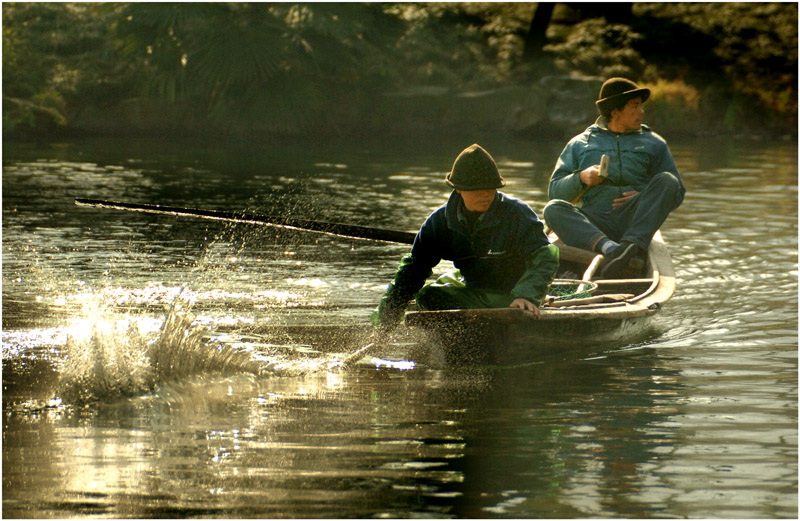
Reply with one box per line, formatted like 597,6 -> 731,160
635,2 -> 797,114
3,2 -> 796,138
544,18 -> 647,79
2,2 -> 129,133
111,3 -> 406,134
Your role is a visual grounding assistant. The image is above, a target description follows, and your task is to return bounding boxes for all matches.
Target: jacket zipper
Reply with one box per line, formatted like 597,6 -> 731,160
616,134 -> 624,196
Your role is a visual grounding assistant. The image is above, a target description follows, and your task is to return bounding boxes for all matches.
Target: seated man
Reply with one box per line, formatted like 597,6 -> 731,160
543,77 -> 686,278
372,144 -> 559,334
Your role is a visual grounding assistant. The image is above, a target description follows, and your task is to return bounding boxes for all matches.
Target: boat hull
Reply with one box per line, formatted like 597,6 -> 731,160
403,231 -> 675,365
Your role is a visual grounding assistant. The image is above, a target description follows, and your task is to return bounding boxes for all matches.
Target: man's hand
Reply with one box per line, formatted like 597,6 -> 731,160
612,190 -> 640,208
579,165 -> 605,186
510,298 -> 540,318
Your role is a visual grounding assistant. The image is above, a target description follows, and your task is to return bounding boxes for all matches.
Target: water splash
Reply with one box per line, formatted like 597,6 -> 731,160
8,185 -> 390,406
57,307 -> 153,403
56,291 -> 261,404
54,290 -> 364,404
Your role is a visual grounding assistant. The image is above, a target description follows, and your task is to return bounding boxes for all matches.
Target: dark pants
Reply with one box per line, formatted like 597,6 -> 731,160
414,271 -> 515,310
543,172 -> 683,252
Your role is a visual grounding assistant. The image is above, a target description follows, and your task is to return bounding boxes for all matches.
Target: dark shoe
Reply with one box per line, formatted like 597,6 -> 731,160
601,242 -> 644,279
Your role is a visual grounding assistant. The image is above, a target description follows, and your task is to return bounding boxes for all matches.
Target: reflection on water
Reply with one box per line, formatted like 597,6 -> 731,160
2,137 -> 797,518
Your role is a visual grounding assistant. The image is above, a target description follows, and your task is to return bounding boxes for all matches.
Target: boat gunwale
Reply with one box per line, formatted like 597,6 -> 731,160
404,231 -> 675,327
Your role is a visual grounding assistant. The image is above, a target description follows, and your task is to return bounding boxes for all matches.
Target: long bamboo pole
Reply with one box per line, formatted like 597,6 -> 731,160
74,198 -> 417,245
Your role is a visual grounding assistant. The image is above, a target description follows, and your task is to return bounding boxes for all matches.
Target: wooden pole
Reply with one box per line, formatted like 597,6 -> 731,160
75,198 -> 417,245
340,341 -> 382,366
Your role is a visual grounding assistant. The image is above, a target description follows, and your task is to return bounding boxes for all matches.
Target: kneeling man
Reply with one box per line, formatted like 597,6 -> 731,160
372,144 -> 559,334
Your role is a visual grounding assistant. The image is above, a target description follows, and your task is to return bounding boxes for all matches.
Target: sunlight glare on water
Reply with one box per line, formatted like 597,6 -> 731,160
2,137 -> 796,518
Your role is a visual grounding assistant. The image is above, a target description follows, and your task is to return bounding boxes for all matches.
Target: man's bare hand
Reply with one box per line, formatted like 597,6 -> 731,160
612,190 -> 640,208
510,298 -> 540,318
579,165 -> 605,186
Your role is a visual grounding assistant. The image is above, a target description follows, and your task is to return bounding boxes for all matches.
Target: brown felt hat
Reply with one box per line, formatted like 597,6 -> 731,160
445,144 -> 505,191
596,77 -> 651,113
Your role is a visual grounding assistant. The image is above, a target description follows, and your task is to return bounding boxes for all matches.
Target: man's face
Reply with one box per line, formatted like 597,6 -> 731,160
612,97 -> 645,132
458,189 -> 496,213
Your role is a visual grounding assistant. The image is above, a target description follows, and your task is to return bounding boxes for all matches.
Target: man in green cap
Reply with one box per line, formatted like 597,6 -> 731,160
543,77 -> 686,278
371,144 -> 559,335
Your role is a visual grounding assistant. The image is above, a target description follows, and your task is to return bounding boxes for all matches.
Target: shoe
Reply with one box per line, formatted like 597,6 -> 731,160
601,242 -> 645,279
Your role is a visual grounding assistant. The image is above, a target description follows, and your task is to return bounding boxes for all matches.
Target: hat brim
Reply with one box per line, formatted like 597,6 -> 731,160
445,175 -> 505,191
596,87 -> 651,110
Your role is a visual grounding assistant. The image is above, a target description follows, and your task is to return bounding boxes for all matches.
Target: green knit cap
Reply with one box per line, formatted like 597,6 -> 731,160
445,144 -> 505,190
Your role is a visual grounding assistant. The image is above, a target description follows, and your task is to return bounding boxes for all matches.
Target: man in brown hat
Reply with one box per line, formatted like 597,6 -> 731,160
543,77 -> 686,278
371,144 -> 559,334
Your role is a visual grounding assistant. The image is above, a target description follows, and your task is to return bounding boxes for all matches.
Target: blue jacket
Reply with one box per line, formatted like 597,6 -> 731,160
374,191 -> 558,329
549,118 -> 685,212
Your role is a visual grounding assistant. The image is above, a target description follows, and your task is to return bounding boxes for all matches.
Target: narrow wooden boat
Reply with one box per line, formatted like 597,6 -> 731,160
403,230 -> 676,364
73,198 -> 676,365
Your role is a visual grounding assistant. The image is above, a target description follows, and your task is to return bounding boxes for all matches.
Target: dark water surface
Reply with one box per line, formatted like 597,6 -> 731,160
3,136 -> 797,518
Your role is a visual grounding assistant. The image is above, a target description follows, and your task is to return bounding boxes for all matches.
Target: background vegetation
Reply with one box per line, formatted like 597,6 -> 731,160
3,2 -> 797,141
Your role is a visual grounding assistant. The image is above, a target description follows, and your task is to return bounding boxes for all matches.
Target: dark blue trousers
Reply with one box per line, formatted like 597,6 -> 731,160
543,172 -> 683,252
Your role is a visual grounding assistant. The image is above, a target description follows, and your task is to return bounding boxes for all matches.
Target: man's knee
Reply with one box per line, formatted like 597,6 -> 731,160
415,284 -> 450,310
648,172 -> 683,208
652,172 -> 681,194
543,199 -> 574,224
414,284 -> 434,309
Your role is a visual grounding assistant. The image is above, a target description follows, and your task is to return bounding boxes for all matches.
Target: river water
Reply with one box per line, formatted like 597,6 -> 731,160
2,135 -> 797,518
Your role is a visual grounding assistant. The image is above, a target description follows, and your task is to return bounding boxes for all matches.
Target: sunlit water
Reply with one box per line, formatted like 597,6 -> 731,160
3,136 -> 797,518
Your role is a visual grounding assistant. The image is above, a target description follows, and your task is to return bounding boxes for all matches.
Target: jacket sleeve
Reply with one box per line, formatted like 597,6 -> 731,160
510,244 -> 560,307
371,213 -> 443,331
548,141 -> 585,202
652,139 -> 686,205
371,253 -> 433,331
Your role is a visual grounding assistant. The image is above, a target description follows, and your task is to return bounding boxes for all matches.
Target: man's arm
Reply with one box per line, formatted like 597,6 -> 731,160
371,253 -> 434,331
370,212 -> 444,332
509,244 -> 560,317
548,143 -> 586,202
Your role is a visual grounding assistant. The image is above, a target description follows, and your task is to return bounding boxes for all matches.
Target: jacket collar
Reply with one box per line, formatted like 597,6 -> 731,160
445,190 -> 503,234
593,116 -> 649,135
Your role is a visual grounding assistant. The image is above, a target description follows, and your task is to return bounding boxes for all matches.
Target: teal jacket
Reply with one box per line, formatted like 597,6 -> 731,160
373,191 -> 559,330
549,118 -> 685,212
